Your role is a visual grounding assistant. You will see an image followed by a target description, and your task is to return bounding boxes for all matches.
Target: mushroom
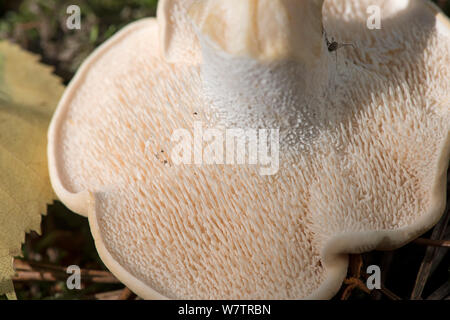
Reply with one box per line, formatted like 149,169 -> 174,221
48,0 -> 450,299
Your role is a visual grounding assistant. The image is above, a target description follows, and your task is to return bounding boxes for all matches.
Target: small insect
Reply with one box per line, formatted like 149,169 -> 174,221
326,37 -> 355,53
324,31 -> 355,71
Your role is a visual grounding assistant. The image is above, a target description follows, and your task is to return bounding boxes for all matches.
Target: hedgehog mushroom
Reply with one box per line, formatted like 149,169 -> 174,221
48,0 -> 450,299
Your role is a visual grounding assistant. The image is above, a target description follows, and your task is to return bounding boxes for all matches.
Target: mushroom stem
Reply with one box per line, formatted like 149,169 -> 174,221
199,42 -> 330,130
189,0 -> 331,146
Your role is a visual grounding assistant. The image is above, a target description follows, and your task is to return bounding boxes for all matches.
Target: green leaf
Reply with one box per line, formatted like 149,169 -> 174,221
0,41 -> 64,299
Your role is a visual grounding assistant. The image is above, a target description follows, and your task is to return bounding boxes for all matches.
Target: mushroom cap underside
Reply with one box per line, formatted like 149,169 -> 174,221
48,0 -> 450,299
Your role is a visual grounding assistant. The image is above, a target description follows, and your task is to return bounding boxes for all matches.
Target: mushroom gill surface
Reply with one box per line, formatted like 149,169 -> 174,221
48,0 -> 450,299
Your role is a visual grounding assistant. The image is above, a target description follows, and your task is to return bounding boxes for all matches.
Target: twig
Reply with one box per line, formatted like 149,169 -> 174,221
377,285 -> 402,300
426,281 -> 450,300
13,259 -> 120,284
13,270 -> 59,282
430,227 -> 450,275
410,176 -> 450,299
413,238 -> 450,248
14,259 -> 114,277
94,290 -> 124,300
118,287 -> 136,300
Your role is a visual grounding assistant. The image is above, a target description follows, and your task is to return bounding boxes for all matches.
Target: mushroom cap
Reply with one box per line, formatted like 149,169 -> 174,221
48,0 -> 450,299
